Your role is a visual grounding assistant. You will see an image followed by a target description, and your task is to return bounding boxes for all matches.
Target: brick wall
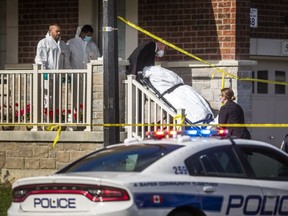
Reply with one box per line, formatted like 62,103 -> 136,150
0,61 -> 128,182
17,0 -> 288,64
138,0 -> 250,61
18,0 -> 78,63
250,0 -> 288,39
235,1 -> 250,60
0,141 -> 103,182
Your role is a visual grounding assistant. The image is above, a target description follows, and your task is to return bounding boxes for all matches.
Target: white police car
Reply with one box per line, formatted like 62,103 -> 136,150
8,129 -> 288,216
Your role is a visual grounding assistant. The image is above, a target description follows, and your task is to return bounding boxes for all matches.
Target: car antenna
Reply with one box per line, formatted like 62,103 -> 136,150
228,136 -> 237,145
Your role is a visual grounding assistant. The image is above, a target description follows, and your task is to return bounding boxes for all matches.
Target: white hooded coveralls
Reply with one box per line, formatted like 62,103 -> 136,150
67,27 -> 100,69
35,32 -> 69,113
35,32 -> 69,69
66,27 -> 101,114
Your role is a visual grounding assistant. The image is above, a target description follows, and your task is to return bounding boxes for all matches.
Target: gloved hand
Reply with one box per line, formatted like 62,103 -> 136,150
41,64 -> 48,80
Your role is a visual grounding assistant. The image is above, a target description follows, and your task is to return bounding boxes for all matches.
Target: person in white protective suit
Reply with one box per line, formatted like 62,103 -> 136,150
34,23 -> 69,124
66,25 -> 101,129
67,25 -> 100,69
35,23 -> 69,70
67,25 -> 100,104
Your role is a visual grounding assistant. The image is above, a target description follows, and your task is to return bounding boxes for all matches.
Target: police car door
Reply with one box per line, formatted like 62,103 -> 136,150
185,145 -> 263,216
238,145 -> 288,215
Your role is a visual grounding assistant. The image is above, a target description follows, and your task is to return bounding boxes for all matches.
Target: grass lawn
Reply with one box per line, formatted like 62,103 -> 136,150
0,184 -> 12,216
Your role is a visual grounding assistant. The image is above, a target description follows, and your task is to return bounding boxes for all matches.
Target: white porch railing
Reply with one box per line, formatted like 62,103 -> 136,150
0,64 -> 92,131
124,75 -> 185,140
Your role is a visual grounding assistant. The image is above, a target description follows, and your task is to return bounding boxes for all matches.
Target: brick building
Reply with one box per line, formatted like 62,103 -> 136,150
0,0 -> 288,180
2,1 -> 286,63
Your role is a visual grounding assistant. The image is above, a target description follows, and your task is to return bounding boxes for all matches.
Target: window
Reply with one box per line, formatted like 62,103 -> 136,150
252,71 -> 255,94
239,146 -> 288,180
275,71 -> 286,94
257,70 -> 268,94
185,146 -> 245,177
57,144 -> 182,173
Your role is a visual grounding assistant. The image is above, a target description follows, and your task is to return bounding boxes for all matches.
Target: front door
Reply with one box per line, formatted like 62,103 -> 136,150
251,60 -> 288,147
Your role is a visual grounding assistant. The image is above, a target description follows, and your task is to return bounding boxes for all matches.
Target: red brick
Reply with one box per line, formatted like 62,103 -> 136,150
18,0 -> 78,64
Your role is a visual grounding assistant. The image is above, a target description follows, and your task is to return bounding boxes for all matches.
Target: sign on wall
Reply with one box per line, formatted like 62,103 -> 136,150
250,8 -> 258,28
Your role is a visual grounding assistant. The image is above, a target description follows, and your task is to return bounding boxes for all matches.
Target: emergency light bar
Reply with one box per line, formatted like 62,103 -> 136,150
146,130 -> 179,139
146,128 -> 229,139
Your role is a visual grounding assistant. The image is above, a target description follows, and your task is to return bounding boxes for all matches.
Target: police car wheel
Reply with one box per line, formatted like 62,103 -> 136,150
169,211 -> 194,216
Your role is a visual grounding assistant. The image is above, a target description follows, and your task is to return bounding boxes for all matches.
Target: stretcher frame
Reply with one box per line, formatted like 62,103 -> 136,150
137,74 -> 214,129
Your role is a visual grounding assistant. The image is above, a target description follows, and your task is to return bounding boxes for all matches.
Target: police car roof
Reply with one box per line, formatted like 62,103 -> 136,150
120,135 -> 279,152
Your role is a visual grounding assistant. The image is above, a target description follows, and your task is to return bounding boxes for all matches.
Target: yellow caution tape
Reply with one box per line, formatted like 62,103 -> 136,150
1,123 -> 288,147
173,114 -> 186,131
117,16 -> 235,79
221,73 -> 225,89
118,16 -> 288,86
46,125 -> 62,148
2,123 -> 288,128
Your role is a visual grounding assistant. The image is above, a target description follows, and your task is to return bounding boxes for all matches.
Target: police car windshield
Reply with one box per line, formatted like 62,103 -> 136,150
58,144 -> 182,173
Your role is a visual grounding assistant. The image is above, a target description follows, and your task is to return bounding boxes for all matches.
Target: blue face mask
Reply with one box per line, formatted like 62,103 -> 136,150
83,36 -> 92,42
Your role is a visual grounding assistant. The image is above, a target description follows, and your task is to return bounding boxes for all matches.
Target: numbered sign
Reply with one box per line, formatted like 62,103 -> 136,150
281,41 -> 288,56
250,8 -> 258,28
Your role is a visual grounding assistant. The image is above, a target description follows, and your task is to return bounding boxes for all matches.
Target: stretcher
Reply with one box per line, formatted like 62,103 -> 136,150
138,65 -> 216,127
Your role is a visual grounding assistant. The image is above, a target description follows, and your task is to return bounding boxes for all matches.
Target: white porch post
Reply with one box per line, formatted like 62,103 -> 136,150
126,74 -> 136,138
85,63 -> 92,131
31,64 -> 39,131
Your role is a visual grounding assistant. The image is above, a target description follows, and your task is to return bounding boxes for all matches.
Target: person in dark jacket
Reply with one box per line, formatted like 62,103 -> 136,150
127,41 -> 166,78
219,88 -> 251,139
126,41 -> 166,123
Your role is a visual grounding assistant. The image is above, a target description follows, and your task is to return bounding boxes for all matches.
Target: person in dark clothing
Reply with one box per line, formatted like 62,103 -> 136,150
127,41 -> 166,78
126,41 -> 166,123
219,88 -> 251,139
